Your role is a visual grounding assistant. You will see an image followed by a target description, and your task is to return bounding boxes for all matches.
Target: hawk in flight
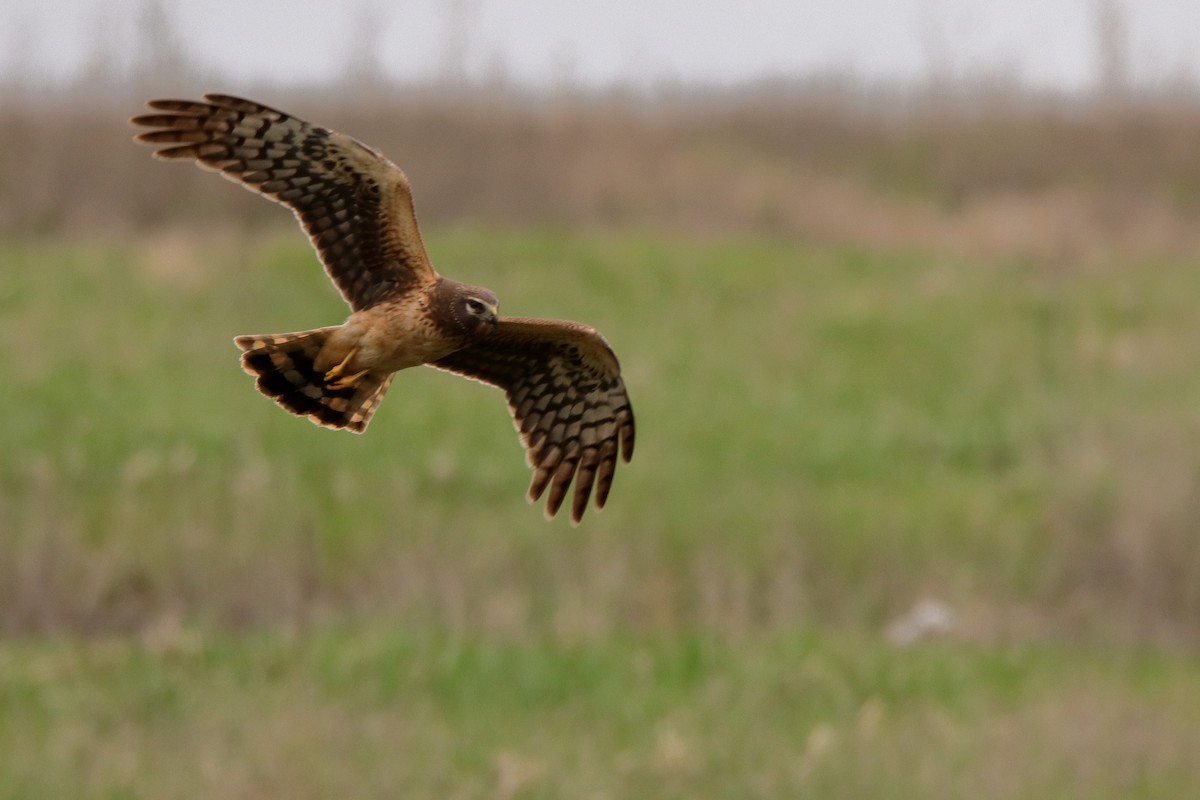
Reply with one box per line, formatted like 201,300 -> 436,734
131,94 -> 635,523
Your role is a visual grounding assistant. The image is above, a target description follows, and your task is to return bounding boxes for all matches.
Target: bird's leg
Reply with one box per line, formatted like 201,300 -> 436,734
324,348 -> 357,381
328,369 -> 369,390
324,348 -> 368,390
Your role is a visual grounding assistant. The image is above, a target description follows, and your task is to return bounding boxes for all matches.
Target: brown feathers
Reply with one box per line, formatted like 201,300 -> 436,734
234,330 -> 394,433
432,318 -> 635,523
131,94 -> 434,310
133,94 -> 634,523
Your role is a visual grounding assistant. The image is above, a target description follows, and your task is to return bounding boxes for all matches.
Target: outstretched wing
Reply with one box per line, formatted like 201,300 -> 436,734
431,318 -> 635,524
131,94 -> 435,310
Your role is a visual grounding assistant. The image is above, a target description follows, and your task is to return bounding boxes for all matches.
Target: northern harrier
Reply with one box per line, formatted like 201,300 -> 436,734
131,94 -> 635,523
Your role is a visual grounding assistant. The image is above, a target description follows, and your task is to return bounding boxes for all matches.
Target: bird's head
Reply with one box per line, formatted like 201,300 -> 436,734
462,291 -> 500,330
436,279 -> 499,336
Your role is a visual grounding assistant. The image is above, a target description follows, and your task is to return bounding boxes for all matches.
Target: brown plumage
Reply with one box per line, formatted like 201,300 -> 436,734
131,94 -> 635,523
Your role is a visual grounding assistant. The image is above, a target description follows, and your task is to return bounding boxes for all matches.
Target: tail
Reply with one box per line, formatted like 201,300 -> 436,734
234,328 -> 394,433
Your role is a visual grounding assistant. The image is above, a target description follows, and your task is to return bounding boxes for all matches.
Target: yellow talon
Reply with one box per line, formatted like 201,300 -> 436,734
324,348 -> 359,381
324,348 -> 367,389
328,369 -> 368,390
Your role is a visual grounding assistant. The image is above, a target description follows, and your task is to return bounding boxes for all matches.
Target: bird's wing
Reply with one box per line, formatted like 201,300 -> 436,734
131,94 -> 435,310
430,317 -> 635,524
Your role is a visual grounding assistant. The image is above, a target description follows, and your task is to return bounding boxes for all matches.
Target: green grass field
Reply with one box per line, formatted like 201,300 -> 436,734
3,628 -> 1198,799
3,228 -> 1200,797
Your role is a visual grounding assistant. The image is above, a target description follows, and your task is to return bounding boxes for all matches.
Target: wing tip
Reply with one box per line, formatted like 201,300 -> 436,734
142,98 -> 188,112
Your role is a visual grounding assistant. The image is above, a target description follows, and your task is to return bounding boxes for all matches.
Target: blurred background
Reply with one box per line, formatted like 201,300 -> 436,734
3,1 -> 1200,797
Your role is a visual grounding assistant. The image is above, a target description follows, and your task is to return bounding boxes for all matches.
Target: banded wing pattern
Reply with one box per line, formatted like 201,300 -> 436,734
131,94 -> 434,310
432,318 -> 635,524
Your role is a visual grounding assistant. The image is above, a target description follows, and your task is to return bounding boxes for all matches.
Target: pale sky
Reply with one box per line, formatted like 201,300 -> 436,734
4,0 -> 1200,92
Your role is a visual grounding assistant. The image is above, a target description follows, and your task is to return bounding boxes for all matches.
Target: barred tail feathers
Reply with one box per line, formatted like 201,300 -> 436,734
234,328 -> 393,433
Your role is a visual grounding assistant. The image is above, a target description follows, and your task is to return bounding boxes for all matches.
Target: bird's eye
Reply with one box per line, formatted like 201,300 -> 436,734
466,298 -> 487,315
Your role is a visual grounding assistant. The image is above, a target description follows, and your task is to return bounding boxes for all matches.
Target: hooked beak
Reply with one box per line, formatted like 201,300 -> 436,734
487,304 -> 499,326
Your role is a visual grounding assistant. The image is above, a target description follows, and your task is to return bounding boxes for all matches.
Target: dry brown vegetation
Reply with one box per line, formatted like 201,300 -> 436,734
8,84 -> 1200,262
